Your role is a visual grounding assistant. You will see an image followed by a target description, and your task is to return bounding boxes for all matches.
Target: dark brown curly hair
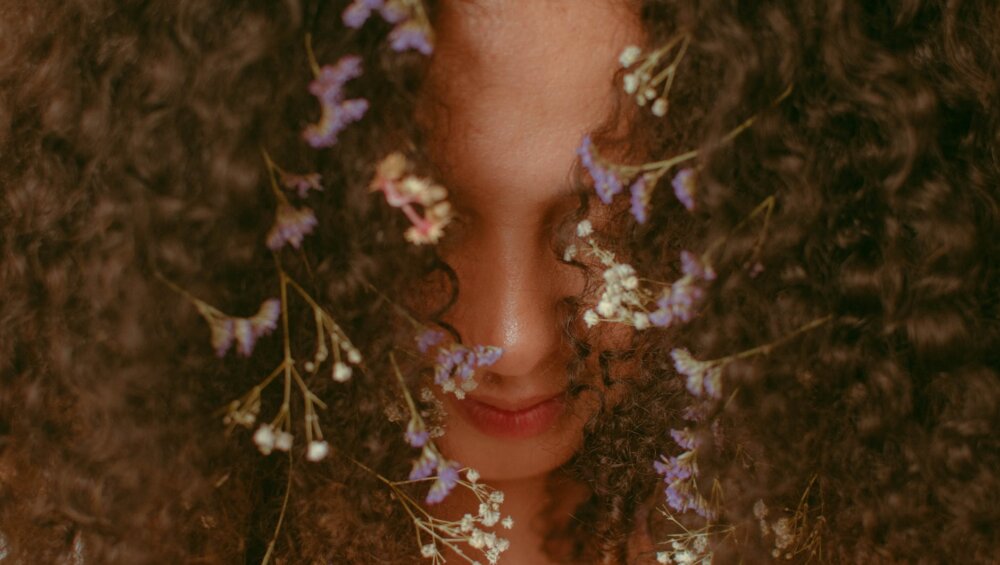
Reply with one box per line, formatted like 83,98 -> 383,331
1,0 -> 997,563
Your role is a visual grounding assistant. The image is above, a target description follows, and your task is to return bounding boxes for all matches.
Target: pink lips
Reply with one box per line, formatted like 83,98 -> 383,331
455,392 -> 566,439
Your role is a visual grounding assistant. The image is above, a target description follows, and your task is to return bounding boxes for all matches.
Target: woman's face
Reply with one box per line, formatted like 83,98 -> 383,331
421,0 -> 641,481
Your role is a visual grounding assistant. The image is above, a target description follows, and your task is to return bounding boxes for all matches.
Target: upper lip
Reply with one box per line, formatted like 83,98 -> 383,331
463,391 -> 565,412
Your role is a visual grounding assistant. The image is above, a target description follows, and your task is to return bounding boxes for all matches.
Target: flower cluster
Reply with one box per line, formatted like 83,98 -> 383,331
195,298 -> 280,358
343,0 -> 435,55
411,467 -> 513,564
670,348 -> 723,400
303,55 -> 370,149
576,221 -> 715,332
654,428 -> 713,519
370,153 -> 454,245
577,134 -> 701,224
618,36 -> 690,117
264,153 -> 320,251
416,328 -> 503,399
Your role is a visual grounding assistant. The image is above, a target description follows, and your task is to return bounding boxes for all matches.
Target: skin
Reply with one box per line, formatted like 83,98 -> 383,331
419,1 -> 642,562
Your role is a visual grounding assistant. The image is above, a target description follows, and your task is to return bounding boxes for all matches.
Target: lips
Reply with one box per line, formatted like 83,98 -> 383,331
454,392 -> 566,439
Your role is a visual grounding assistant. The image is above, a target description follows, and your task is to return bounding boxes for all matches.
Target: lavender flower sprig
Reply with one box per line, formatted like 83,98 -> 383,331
342,0 -> 435,55
301,46 -> 370,149
262,151 -> 318,251
385,353 -> 513,564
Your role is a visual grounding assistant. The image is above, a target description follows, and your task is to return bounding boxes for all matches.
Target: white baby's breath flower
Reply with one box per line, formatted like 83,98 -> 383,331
652,97 -> 668,117
576,219 -> 593,238
584,309 -> 600,328
619,45 -> 642,67
333,362 -> 352,382
274,430 -> 294,452
466,468 -> 480,483
420,543 -> 438,558
563,243 -> 577,262
657,552 -> 671,564
633,312 -> 650,330
460,513 -> 475,532
347,348 -> 362,364
501,516 -> 514,529
623,73 -> 639,94
489,491 -> 504,504
253,424 -> 275,455
306,440 -> 329,461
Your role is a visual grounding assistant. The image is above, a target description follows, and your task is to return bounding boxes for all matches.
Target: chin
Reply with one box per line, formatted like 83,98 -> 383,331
435,392 -> 593,481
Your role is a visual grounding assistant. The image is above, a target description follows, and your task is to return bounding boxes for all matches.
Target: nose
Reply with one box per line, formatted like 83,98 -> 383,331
443,225 -> 574,388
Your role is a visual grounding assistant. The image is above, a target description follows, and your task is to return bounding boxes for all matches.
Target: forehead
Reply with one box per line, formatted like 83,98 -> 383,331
422,0 -> 642,217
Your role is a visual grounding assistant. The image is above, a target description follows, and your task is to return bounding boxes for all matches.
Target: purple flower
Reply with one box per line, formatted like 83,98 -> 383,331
342,0 -> 383,28
426,461 -> 460,504
233,318 -> 256,357
474,345 -> 503,366
415,328 -> 445,353
680,250 -> 717,281
250,299 -> 281,336
671,348 -> 723,400
577,136 -> 623,205
388,22 -> 433,55
342,0 -> 406,28
654,454 -> 693,484
629,175 -> 649,223
279,171 -> 323,198
303,57 -> 368,148
409,446 -> 438,480
405,418 -> 429,448
433,343 -> 503,386
670,428 -> 698,451
210,318 -> 234,357
266,204 -> 318,250
672,168 -> 697,211
648,275 -> 705,329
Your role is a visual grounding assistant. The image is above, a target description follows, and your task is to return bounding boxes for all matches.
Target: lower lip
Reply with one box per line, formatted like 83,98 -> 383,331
454,395 -> 565,439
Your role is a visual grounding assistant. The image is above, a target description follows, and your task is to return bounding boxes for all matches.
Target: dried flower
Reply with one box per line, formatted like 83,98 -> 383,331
629,175 -> 650,223
619,45 -> 642,68
431,343 -> 503,399
415,328 -> 445,353
576,219 -> 593,238
199,298 -> 280,358
578,135 -> 624,204
671,348 -> 723,400
370,153 -> 453,245
405,417 -> 429,448
342,0 -> 405,27
253,424 -> 276,455
333,362 -> 353,382
307,440 -> 330,461
279,171 -> 323,198
303,56 -> 369,148
274,430 -> 294,452
389,21 -> 433,55
672,167 -> 697,212
426,460 -> 460,504
266,203 -> 318,251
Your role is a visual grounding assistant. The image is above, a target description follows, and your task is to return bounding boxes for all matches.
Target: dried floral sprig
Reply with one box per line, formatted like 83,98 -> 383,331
262,151 -> 319,251
370,152 -> 454,245
574,220 -> 716,332
380,353 -> 513,564
653,509 -> 735,565
618,34 -> 691,117
343,0 -> 435,55
753,476 -> 826,561
302,40 -> 370,149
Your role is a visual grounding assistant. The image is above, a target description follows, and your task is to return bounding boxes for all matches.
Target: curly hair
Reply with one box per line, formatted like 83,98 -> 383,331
0,0 -> 996,563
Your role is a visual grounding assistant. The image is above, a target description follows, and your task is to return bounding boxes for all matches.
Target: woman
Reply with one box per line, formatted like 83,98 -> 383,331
1,0 -> 997,563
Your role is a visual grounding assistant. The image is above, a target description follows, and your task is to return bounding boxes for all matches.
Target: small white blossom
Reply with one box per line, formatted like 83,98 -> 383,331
306,440 -> 329,461
652,97 -> 668,117
623,73 -> 639,94
563,243 -> 578,262
633,312 -> 650,330
576,219 -> 593,238
253,424 -> 275,455
619,45 -> 642,67
466,468 -> 480,483
584,309 -> 600,327
347,348 -> 362,364
421,543 -> 438,557
274,430 -> 294,452
501,516 -> 514,529
333,362 -> 353,382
